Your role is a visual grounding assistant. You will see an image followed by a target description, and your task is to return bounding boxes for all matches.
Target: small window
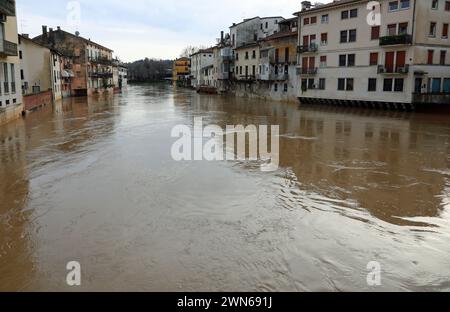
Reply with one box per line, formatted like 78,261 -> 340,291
311,16 -> 317,24
350,9 -> 358,18
274,83 -> 278,92
341,10 -> 349,20
338,78 -> 346,91
383,78 -> 393,92
347,54 -> 355,67
318,78 -> 326,90
371,26 -> 380,40
394,78 -> 404,92
346,78 -> 354,91
349,29 -> 357,42
446,1 -> 450,11
368,78 -> 377,92
339,55 -> 347,67
340,30 -> 348,43
283,83 -> 288,92
321,14 -> 329,24
431,0 -> 439,9
304,18 -> 310,25
370,52 -> 379,66
400,0 -> 410,9
389,1 -> 399,11
443,23 -> 449,38
429,22 -> 437,37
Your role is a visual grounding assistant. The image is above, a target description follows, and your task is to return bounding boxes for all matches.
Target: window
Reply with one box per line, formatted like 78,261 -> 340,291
304,18 -> 310,25
338,78 -> 346,90
443,24 -> 449,38
319,78 -> 326,90
383,78 -> 393,91
265,22 -> 268,29
19,50 -> 22,59
428,50 -> 434,64
399,23 -> 408,35
348,54 -> 355,67
350,9 -> 358,18
389,1 -> 399,11
311,16 -> 317,24
339,55 -> 347,67
252,50 -> 256,59
320,55 -> 327,67
346,78 -> 354,91
340,30 -> 348,43
321,14 -> 329,24
446,1 -> 450,11
245,52 -> 249,60
432,0 -> 438,9
400,0 -> 410,9
440,51 -> 447,65
371,26 -> 380,40
368,78 -> 377,92
341,11 -> 349,19
429,22 -> 437,37
283,83 -> 288,92
349,29 -> 357,42
388,24 -> 397,36
274,83 -> 278,92
394,78 -> 404,92
3,63 -> 9,94
370,52 -> 379,65
236,53 -> 239,61
308,79 -> 315,89
321,33 -> 328,45
20,69 -> 24,80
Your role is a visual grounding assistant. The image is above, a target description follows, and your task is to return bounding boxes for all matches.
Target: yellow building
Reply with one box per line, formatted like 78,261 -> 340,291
172,57 -> 191,84
0,0 -> 22,126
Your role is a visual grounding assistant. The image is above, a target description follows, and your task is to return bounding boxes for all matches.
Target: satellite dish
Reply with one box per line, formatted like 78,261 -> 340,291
75,31 -> 80,36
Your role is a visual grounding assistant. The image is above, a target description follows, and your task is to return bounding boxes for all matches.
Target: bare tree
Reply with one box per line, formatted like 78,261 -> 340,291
179,45 -> 207,58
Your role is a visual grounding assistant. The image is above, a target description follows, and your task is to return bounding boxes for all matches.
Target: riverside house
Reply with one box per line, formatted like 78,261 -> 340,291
295,0 -> 450,109
0,0 -> 22,126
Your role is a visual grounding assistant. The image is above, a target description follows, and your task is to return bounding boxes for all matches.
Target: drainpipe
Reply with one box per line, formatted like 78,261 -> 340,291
411,0 -> 417,44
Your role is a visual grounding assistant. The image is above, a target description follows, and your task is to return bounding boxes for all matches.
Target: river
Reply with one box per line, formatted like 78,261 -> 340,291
1,83 -> 449,291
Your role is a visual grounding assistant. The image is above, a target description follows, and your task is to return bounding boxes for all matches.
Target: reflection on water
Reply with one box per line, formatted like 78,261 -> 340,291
1,84 -> 449,291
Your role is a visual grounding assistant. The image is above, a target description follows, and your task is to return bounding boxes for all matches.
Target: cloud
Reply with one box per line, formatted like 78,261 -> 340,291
16,0 -> 333,61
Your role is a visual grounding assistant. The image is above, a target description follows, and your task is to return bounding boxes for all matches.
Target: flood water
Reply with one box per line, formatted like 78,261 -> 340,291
1,83 -> 450,291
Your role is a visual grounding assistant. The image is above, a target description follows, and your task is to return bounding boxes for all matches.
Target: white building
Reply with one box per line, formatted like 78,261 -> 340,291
230,16 -> 284,49
0,1 -> 22,126
190,48 -> 214,89
295,0 -> 450,109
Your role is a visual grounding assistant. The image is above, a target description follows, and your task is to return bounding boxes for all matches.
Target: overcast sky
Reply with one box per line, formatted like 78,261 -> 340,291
16,0 -> 332,62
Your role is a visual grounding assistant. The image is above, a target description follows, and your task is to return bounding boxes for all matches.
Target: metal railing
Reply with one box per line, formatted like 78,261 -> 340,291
296,67 -> 318,75
297,43 -> 318,53
377,64 -> 409,74
379,34 -> 412,46
0,40 -> 18,57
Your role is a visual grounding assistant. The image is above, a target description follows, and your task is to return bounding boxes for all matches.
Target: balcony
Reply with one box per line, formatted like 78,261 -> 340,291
297,43 -> 318,54
88,56 -> 113,66
296,67 -> 318,75
89,71 -> 113,79
0,0 -> 15,16
238,75 -> 256,81
377,65 -> 410,74
0,40 -> 18,57
379,34 -> 412,46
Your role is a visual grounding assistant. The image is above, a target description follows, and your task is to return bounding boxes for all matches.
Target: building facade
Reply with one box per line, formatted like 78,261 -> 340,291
33,26 -> 114,97
230,16 -> 284,49
0,0 -> 22,126
190,48 -> 213,89
295,0 -> 450,108
172,57 -> 191,87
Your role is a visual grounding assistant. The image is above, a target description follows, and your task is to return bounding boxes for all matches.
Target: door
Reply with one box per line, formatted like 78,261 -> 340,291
302,57 -> 308,74
309,57 -> 315,70
396,51 -> 406,71
303,36 -> 309,47
414,78 -> 422,93
385,52 -> 395,73
432,78 -> 441,93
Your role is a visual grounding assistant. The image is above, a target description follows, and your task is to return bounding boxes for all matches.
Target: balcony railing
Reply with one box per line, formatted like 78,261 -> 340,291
238,75 -> 256,81
89,71 -> 113,78
0,40 -> 18,57
0,0 -> 15,16
296,67 -> 318,75
379,34 -> 412,46
88,56 -> 113,65
377,64 -> 410,74
297,43 -> 318,53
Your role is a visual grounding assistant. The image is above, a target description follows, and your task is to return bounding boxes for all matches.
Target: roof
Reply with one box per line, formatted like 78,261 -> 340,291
264,30 -> 298,41
19,34 -> 66,56
294,0 -> 361,15
190,48 -> 214,57
230,16 -> 285,28
234,41 -> 260,50
33,28 -> 114,52
176,57 -> 190,61
279,17 -> 297,24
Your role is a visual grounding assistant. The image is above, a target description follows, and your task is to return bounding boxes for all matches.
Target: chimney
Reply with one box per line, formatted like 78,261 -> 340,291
42,25 -> 48,38
49,28 -> 55,45
220,31 -> 224,43
301,1 -> 312,11
57,26 -> 61,31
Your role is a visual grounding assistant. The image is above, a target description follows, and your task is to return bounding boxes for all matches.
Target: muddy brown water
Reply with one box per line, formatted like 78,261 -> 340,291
1,83 -> 449,291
